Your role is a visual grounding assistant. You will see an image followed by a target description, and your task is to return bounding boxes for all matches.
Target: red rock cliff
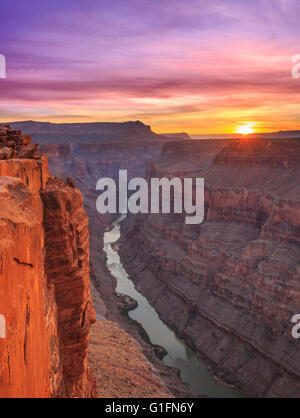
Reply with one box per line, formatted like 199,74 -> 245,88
0,125 -> 95,397
41,177 -> 96,397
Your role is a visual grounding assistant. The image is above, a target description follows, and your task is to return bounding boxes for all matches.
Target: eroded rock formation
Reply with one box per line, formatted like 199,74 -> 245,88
41,177 -> 96,397
0,176 -> 54,397
0,125 -> 96,397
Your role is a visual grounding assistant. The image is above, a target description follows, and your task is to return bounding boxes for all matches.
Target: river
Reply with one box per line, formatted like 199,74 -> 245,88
103,216 -> 242,398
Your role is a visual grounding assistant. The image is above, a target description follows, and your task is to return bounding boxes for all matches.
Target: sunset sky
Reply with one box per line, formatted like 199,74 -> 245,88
1,0 -> 300,134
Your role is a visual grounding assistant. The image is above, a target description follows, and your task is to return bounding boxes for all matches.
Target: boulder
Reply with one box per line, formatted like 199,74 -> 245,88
0,146 -> 13,160
18,143 -> 38,159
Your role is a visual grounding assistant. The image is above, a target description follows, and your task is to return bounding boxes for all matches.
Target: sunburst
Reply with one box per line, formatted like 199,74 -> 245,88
236,123 -> 255,135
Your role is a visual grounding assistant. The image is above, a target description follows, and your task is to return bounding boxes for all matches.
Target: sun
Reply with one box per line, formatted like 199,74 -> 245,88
236,123 -> 255,135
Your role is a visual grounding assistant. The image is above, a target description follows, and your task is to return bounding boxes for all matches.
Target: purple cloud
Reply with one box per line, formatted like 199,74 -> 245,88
1,0 -> 300,132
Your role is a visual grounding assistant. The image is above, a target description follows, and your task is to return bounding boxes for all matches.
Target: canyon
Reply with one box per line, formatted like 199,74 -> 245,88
119,138 -> 300,397
7,120 -> 300,398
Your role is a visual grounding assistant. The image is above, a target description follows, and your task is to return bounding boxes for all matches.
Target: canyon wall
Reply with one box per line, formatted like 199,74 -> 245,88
0,174 -> 55,397
0,126 -> 96,397
41,177 -> 96,397
118,138 -> 300,398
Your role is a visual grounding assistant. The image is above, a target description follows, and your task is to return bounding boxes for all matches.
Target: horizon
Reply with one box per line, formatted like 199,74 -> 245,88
1,1 -> 300,134
6,119 -> 300,137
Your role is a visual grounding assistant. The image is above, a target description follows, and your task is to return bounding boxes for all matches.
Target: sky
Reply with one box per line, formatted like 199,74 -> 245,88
1,0 -> 300,134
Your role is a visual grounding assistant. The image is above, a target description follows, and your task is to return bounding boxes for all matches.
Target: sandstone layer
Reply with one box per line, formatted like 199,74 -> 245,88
0,176 -> 53,397
41,177 -> 96,397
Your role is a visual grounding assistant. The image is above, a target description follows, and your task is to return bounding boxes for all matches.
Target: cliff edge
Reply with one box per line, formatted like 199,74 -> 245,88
0,125 -> 96,397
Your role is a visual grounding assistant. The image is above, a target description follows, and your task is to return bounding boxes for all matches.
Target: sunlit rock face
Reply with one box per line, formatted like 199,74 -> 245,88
41,177 -> 96,398
118,138 -> 300,398
0,126 -> 96,398
0,176 -> 55,398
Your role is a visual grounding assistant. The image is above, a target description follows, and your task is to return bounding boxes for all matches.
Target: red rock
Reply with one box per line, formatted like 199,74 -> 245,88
0,126 -> 96,398
41,177 -> 96,398
0,147 -> 13,160
18,143 -> 38,159
0,176 -> 56,397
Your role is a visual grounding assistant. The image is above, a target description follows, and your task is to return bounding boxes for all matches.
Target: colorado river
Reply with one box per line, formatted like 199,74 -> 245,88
103,216 -> 242,398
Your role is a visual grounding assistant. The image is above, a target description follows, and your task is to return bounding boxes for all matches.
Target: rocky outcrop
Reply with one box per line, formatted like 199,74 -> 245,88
0,125 -> 96,397
0,176 -> 55,397
41,177 -> 96,398
89,321 -> 172,398
118,138 -> 300,398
